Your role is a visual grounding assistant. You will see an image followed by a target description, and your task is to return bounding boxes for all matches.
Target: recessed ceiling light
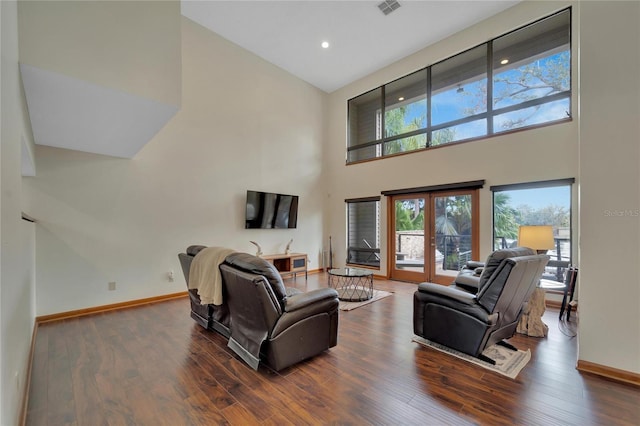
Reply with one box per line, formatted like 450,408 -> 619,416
398,97 -> 405,101
321,41 -> 330,49
500,58 -> 509,65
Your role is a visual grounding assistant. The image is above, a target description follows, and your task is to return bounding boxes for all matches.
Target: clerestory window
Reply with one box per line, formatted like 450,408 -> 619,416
347,8 -> 571,164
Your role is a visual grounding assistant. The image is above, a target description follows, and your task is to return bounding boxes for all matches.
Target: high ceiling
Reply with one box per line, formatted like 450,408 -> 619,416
181,0 -> 522,93
20,1 -> 523,166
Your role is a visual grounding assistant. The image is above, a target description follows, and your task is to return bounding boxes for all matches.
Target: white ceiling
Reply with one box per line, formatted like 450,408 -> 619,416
20,0 -> 521,169
181,0 -> 521,93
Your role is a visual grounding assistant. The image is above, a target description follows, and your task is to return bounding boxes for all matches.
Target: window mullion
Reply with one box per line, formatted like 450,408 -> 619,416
431,112 -> 489,132
493,91 -> 571,116
380,85 -> 386,157
487,41 -> 494,135
426,67 -> 432,147
382,128 -> 428,144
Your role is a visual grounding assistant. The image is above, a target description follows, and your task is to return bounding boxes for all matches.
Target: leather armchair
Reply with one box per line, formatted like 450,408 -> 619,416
452,260 -> 485,293
413,248 -> 548,362
179,247 -> 339,371
179,245 -> 230,336
221,253 -> 339,371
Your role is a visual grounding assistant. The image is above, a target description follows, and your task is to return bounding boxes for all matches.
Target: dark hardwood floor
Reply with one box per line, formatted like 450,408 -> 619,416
26,273 -> 639,425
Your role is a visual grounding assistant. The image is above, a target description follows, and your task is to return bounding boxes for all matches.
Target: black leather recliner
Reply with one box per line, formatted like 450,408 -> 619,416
451,260 -> 486,293
179,245 -> 231,336
413,248 -> 549,362
179,246 -> 339,371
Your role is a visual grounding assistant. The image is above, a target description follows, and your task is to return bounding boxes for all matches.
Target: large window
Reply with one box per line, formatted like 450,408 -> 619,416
346,197 -> 381,268
347,8 -> 571,164
491,179 -> 574,283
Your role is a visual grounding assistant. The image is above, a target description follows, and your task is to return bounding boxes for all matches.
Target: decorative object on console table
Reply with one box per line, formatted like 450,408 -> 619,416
249,240 -> 263,257
285,239 -> 293,255
261,252 -> 308,280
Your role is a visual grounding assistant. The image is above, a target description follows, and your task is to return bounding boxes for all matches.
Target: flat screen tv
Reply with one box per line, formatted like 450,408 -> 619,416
245,190 -> 299,229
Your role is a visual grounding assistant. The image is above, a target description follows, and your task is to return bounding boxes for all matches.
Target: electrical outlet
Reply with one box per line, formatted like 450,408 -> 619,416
108,281 -> 116,291
167,270 -> 174,282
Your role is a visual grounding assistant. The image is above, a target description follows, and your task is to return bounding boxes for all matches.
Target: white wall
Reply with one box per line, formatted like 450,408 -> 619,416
578,1 -> 640,374
24,17 -> 327,316
325,1 -> 577,275
1,1 -> 38,424
325,0 -> 640,375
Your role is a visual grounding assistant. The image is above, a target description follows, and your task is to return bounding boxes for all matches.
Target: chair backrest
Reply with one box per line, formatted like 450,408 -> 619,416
224,252 -> 288,310
477,247 -> 536,293
220,264 -> 282,330
476,253 -> 549,320
219,264 -> 282,368
178,245 -> 208,285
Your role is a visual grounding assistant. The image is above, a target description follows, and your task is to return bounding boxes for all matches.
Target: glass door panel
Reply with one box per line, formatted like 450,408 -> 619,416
391,197 -> 426,282
432,193 -> 475,284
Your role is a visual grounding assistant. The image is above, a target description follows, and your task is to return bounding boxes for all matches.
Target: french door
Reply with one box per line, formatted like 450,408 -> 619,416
388,189 -> 479,284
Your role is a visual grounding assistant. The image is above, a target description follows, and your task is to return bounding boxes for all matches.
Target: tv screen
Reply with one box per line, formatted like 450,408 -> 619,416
245,190 -> 298,229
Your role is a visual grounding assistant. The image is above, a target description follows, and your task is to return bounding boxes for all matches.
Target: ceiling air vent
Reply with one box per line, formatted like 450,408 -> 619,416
377,0 -> 401,16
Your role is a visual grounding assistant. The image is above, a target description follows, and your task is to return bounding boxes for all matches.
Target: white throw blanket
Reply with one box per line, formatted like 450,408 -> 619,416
188,247 -> 236,305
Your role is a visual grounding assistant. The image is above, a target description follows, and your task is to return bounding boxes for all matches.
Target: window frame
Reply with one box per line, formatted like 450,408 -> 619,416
347,7 -> 572,164
490,178 -> 575,284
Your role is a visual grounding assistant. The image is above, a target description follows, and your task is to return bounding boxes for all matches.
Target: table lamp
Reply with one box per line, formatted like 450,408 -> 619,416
518,225 -> 555,254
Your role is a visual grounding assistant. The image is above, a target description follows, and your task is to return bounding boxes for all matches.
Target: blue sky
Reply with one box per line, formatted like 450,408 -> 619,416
502,186 -> 570,210
389,51 -> 570,139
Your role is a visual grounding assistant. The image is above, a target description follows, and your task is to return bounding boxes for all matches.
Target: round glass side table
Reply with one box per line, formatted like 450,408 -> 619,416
328,268 -> 374,301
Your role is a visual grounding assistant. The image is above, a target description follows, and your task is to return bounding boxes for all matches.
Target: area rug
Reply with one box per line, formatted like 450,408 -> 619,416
412,336 -> 531,379
339,290 -> 393,311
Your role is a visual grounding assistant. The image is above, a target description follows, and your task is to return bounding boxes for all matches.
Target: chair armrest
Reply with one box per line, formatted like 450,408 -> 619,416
272,289 -> 339,338
416,283 -> 492,323
284,288 -> 338,313
454,273 -> 480,292
418,282 -> 477,305
465,261 -> 485,270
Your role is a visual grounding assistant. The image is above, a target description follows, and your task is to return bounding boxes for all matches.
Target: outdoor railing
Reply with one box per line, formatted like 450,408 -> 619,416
496,236 -> 571,281
347,246 -> 380,267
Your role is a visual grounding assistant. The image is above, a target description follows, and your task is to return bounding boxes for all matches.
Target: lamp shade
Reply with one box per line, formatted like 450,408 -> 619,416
518,225 -> 555,251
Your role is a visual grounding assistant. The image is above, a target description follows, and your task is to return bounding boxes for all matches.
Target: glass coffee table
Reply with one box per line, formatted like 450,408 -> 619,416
328,268 -> 374,301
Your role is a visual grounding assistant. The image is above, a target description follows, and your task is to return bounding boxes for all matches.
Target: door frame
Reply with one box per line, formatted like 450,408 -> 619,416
387,194 -> 428,283
429,189 -> 480,285
386,188 -> 480,284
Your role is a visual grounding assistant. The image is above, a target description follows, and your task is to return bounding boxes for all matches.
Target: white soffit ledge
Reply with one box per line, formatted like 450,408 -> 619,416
20,63 -> 178,158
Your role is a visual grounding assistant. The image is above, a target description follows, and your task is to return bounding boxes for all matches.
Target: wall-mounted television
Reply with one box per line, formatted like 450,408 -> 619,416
245,190 -> 299,229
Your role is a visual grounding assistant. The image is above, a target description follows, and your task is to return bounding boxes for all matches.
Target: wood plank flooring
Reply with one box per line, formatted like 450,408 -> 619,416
26,273 -> 639,425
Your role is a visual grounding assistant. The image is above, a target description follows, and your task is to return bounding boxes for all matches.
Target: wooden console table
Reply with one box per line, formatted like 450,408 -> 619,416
262,253 -> 308,280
